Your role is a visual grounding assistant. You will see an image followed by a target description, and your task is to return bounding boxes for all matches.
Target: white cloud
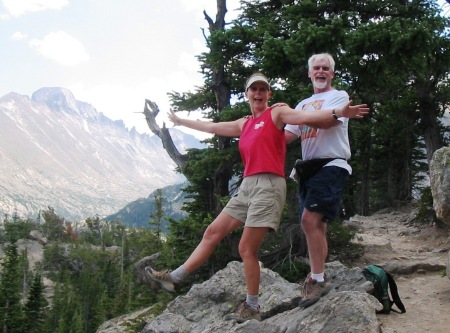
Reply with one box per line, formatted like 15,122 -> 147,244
2,0 -> 68,17
11,32 -> 27,40
29,31 -> 89,66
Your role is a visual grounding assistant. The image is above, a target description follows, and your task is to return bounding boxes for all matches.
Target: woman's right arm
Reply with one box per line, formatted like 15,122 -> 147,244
168,110 -> 245,137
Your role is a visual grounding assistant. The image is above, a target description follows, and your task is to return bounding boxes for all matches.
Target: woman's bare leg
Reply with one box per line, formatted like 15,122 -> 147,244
183,211 -> 244,273
238,226 -> 269,295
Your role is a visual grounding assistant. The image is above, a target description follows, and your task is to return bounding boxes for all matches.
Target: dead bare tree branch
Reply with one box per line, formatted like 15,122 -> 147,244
142,99 -> 188,169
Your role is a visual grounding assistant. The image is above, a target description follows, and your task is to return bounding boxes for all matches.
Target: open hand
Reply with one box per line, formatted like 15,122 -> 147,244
336,101 -> 370,119
168,110 -> 180,126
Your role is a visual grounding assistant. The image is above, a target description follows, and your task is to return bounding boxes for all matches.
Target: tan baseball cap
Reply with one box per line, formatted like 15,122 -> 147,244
245,74 -> 270,91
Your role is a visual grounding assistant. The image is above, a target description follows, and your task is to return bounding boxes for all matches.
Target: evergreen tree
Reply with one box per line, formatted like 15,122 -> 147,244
149,188 -> 164,242
0,242 -> 25,333
43,276 -> 75,333
111,280 -> 130,318
70,307 -> 85,333
85,215 -> 104,249
41,207 -> 66,241
24,272 -> 48,333
2,218 -> 35,243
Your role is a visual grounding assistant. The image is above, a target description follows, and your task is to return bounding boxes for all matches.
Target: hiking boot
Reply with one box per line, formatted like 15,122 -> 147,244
224,301 -> 261,323
144,266 -> 175,292
298,277 -> 333,309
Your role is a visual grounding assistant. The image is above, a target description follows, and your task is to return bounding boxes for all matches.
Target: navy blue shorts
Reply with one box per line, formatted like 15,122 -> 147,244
298,166 -> 349,222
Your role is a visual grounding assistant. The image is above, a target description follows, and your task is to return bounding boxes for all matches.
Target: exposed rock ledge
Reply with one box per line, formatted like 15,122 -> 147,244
97,261 -> 383,333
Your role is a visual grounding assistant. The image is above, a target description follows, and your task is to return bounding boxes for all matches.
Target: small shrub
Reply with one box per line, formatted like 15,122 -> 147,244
416,186 -> 435,224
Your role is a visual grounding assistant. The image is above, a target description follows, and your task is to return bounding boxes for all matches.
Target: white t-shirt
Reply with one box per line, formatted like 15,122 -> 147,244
285,89 -> 352,174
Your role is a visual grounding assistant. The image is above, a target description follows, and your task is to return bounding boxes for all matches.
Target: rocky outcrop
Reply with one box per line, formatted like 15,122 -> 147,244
28,230 -> 48,245
429,147 -> 450,278
97,261 -> 382,333
448,250 -> 450,280
430,146 -> 450,225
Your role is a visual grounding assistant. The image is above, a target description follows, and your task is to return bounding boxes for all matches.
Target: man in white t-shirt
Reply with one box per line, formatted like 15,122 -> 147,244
285,53 -> 351,308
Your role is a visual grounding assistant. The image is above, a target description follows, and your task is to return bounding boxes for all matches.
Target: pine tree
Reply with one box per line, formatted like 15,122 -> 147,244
149,188 -> 164,245
111,280 -> 130,318
0,242 -> 25,332
41,207 -> 66,241
43,278 -> 68,333
24,272 -> 48,333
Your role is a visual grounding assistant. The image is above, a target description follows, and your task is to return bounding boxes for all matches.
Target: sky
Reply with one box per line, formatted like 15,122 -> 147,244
0,0 -> 241,138
2,0 -> 449,140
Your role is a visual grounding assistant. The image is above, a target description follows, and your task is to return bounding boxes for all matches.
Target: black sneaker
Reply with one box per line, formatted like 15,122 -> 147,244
144,266 -> 175,292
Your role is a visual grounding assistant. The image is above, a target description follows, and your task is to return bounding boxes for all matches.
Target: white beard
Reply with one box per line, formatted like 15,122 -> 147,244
313,80 -> 327,89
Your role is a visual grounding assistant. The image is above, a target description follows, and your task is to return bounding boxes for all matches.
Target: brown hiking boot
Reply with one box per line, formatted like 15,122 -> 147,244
298,276 -> 333,308
145,266 -> 175,292
224,301 -> 261,323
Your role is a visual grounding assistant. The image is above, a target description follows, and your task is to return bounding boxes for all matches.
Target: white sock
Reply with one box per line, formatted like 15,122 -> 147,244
246,294 -> 259,311
169,265 -> 189,283
311,272 -> 325,283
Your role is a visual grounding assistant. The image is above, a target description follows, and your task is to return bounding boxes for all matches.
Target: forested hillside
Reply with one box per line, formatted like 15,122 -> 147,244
104,183 -> 189,231
0,210 -> 174,332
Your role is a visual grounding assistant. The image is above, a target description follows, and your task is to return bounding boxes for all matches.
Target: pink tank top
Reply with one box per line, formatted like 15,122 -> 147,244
239,107 -> 286,177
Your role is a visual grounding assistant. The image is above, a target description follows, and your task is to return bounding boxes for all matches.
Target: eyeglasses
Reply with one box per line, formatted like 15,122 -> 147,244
312,66 -> 331,71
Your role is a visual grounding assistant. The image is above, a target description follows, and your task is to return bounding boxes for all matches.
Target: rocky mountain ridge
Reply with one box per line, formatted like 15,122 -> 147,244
0,88 -> 204,221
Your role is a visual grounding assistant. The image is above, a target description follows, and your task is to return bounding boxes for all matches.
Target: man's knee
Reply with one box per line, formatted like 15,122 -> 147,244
301,212 -> 324,233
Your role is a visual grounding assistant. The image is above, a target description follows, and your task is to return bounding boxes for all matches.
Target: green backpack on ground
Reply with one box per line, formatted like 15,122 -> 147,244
362,265 -> 406,314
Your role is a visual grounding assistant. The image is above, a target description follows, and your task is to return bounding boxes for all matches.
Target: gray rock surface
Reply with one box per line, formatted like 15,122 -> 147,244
430,146 -> 450,225
141,261 -> 381,333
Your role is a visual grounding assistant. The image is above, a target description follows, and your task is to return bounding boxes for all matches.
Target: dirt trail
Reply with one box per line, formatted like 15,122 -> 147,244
348,205 -> 450,333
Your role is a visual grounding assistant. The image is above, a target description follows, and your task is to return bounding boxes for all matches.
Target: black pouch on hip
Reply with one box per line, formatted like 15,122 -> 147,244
294,158 -> 336,182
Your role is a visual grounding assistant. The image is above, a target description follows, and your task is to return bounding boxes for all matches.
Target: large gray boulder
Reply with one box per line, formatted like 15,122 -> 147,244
448,250 -> 450,280
430,146 -> 450,225
99,261 -> 381,333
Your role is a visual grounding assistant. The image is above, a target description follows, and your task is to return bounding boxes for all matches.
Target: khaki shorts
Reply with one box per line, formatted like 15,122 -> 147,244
223,173 -> 286,232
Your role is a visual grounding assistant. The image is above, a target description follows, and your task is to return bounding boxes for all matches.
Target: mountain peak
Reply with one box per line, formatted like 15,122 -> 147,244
0,87 -> 205,221
31,87 -> 98,118
32,87 -> 76,111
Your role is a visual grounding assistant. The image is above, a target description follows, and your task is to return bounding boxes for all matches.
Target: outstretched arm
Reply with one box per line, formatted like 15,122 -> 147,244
273,101 -> 369,129
168,110 -> 245,137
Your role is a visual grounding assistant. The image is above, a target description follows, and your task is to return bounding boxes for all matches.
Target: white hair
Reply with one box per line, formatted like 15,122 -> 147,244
308,53 -> 335,71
